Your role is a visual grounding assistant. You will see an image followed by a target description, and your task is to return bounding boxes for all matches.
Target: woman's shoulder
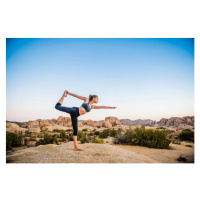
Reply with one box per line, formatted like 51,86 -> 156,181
83,98 -> 89,104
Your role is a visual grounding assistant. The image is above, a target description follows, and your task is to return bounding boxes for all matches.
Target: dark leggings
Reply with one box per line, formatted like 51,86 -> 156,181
55,102 -> 80,136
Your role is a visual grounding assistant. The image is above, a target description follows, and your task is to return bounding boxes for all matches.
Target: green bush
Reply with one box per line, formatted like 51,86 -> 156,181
53,129 -> 66,134
99,129 -> 110,138
77,132 -> 87,140
60,132 -> 66,141
113,134 -> 127,144
91,137 -> 104,144
179,129 -> 194,142
68,133 -> 74,141
66,129 -> 73,132
82,129 -> 88,132
114,125 -> 170,149
94,131 -> 100,135
36,135 -> 58,146
6,132 -> 23,150
79,135 -> 90,143
88,132 -> 94,136
110,129 -> 120,137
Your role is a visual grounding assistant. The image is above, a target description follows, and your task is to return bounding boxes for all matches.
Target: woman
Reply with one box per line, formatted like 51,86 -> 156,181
55,90 -> 117,151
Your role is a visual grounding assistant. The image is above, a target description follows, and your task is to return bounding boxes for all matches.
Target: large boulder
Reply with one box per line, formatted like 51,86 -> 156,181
67,122 -> 72,127
78,121 -> 83,127
57,116 -> 65,126
82,120 -> 94,126
92,121 -> 101,127
6,127 -> 28,136
28,120 -> 39,128
63,117 -> 71,126
28,128 -> 40,134
105,117 -> 122,126
6,122 -> 19,128
102,121 -> 112,129
40,122 -> 51,129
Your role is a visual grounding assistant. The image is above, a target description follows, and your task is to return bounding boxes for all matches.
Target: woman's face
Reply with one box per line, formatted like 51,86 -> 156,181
93,97 -> 99,104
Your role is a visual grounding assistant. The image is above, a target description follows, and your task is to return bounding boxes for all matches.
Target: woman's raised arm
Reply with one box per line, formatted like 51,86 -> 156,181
68,91 -> 87,101
92,105 -> 117,109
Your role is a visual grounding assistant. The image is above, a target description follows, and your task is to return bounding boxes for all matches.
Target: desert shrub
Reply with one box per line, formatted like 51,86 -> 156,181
99,129 -> 110,138
110,129 -> 120,137
37,134 -> 43,138
91,137 -> 104,144
179,129 -> 194,142
94,131 -> 100,136
118,128 -> 123,132
36,135 -> 57,146
66,129 -> 72,132
68,133 -> 74,141
88,132 -> 94,136
79,135 -> 90,144
82,129 -> 88,132
60,132 -> 66,141
53,129 -> 66,134
131,126 -> 170,148
113,134 -> 127,144
113,125 -> 171,149
25,131 -> 32,137
157,127 -> 165,129
77,131 -> 86,140
6,132 -> 23,150
24,138 -> 31,145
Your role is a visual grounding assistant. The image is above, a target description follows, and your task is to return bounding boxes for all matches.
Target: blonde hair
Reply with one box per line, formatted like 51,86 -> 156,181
89,94 -> 98,102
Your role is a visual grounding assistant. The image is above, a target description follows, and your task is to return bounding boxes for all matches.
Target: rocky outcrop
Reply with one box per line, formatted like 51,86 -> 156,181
6,142 -> 159,163
6,127 -> 28,136
102,121 -> 112,129
40,122 -> 51,129
91,121 -> 101,127
6,122 -> 19,128
28,128 -> 40,134
105,117 -> 122,126
120,119 -> 155,125
157,116 -> 194,127
28,120 -> 39,128
82,120 -> 94,126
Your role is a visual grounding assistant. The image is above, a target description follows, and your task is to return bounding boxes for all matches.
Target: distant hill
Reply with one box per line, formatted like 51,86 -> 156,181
120,119 -> 155,125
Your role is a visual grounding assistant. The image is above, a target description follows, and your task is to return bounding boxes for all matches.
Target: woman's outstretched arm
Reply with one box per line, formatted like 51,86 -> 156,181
68,91 -> 87,100
92,105 -> 117,109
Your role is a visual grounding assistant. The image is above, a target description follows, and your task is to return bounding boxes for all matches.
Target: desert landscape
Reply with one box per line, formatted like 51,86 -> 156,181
6,115 -> 194,163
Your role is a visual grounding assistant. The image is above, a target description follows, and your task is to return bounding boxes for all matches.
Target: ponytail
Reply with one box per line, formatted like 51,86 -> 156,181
89,94 -> 98,102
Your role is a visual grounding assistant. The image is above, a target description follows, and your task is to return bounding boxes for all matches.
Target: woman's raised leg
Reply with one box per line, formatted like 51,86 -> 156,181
55,102 -> 75,115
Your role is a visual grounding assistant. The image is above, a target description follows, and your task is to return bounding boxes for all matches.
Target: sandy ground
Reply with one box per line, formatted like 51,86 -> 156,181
6,138 -> 194,163
6,141 -> 158,163
114,141 -> 194,163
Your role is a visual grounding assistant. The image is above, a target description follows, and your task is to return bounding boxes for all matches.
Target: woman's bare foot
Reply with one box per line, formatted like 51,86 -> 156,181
63,90 -> 68,97
74,147 -> 84,151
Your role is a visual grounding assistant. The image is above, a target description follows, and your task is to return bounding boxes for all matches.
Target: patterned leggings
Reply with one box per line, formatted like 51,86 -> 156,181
55,102 -> 80,136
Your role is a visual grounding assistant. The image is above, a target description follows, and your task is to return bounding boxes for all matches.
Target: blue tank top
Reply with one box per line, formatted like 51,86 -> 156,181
81,102 -> 92,112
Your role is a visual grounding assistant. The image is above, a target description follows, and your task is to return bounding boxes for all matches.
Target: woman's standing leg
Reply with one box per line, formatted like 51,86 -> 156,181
71,115 -> 84,151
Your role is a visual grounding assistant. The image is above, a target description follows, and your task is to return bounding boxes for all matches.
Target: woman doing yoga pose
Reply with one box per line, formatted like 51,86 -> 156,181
55,90 -> 117,151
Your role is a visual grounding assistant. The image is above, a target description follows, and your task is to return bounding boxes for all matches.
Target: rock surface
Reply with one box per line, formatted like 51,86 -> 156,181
6,142 -> 158,163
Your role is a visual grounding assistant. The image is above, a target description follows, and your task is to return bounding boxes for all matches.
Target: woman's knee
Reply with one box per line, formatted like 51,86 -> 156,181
73,131 -> 77,136
55,102 -> 61,110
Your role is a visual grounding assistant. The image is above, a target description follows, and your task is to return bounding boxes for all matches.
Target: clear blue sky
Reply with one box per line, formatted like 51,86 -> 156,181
6,38 -> 194,122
